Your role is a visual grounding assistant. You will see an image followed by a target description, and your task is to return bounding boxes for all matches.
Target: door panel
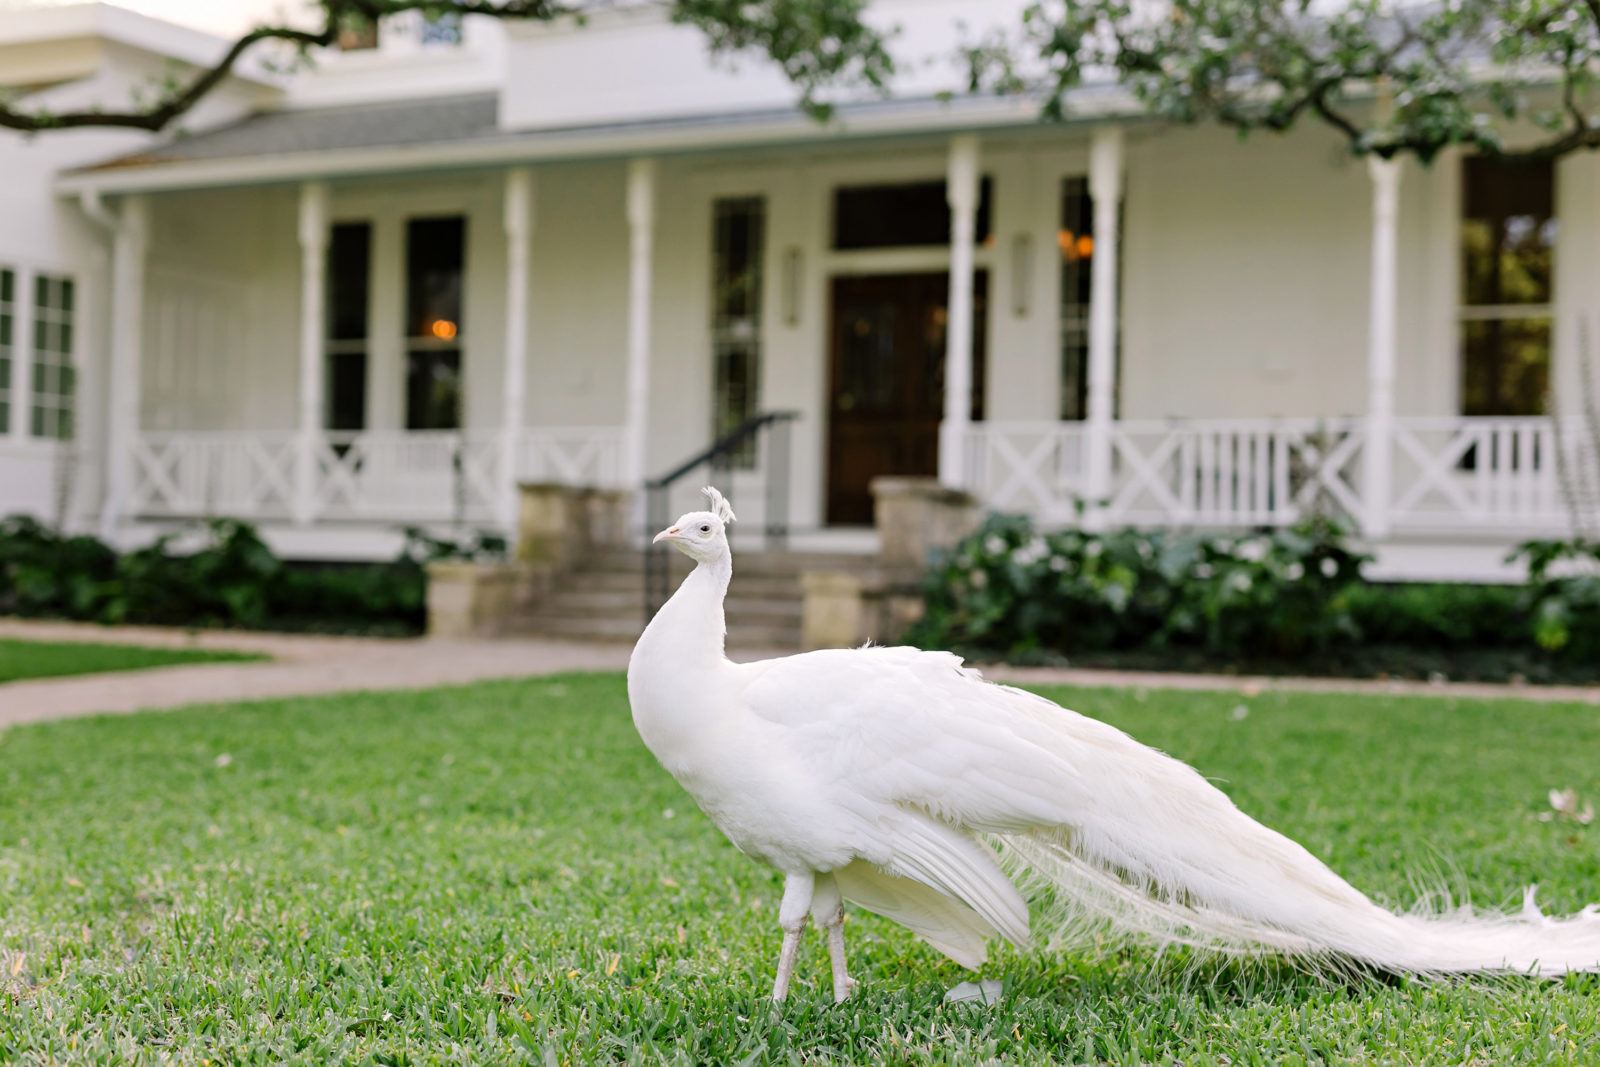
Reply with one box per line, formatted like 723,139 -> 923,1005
826,271 -> 987,525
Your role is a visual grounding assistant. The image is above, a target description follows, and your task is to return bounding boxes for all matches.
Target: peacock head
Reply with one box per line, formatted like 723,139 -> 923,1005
652,486 -> 736,564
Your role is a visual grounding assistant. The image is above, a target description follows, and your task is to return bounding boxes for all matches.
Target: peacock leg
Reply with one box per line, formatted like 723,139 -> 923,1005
771,872 -> 814,1002
811,873 -> 856,1003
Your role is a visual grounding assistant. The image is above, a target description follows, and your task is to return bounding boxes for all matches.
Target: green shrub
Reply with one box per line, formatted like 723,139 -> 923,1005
0,516 -> 503,634
1344,581 -> 1527,649
1512,538 -> 1600,662
905,514 -> 1366,660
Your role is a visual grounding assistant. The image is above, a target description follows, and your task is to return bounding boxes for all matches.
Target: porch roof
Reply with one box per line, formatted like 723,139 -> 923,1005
56,86 -> 1133,196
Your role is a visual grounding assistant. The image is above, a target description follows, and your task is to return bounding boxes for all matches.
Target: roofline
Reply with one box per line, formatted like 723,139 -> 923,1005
55,92 -> 1134,196
0,2 -> 279,87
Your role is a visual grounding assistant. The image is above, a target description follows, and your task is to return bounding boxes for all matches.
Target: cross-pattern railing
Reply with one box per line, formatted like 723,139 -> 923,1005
1105,418 -> 1365,527
130,431 -> 298,519
517,427 -> 626,488
1390,417 -> 1569,532
130,429 -> 529,526
970,414 -> 1586,537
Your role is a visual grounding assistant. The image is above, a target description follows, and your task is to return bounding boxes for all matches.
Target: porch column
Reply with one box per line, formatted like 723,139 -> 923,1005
501,167 -> 534,529
1362,157 -> 1400,541
99,195 -> 148,543
295,181 -> 330,525
939,133 -> 980,487
1083,126 -> 1124,532
623,158 -> 656,493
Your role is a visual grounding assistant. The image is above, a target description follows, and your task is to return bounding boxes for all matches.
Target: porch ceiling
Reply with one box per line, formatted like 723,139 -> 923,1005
57,86 -> 1134,196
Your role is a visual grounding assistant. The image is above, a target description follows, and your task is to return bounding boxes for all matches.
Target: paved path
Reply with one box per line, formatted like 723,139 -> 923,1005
1,619 -> 1596,729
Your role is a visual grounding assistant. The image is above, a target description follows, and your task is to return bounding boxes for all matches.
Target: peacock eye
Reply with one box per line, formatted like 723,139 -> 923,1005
699,524 -> 711,534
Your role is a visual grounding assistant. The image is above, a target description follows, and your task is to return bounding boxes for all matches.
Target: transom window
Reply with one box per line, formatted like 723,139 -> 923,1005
1459,156 -> 1554,416
31,273 -> 75,440
832,178 -> 993,251
711,197 -> 766,468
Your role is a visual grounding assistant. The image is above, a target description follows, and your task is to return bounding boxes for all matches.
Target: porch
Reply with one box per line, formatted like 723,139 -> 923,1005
58,98 -> 1598,576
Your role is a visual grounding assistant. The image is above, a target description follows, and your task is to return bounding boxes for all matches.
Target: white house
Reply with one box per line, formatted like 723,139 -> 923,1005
2,0 -> 1595,580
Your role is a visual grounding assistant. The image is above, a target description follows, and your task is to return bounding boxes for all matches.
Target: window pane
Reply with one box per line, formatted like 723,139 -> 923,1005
406,217 -> 464,341
1461,318 -> 1550,416
710,197 -> 765,467
30,271 -> 74,440
328,351 -> 368,431
0,267 -> 11,436
406,349 -> 461,430
1461,157 -> 1555,307
1059,176 -> 1093,420
328,222 -> 371,342
832,178 -> 993,250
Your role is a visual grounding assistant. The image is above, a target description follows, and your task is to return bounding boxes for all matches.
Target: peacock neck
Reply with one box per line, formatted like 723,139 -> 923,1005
638,552 -> 731,669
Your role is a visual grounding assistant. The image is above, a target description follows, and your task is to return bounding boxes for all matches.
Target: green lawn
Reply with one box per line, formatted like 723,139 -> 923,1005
0,638 -> 262,684
0,675 -> 1596,1065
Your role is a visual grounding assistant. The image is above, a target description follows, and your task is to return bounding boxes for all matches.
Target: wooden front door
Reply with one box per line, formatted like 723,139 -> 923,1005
826,271 -> 987,525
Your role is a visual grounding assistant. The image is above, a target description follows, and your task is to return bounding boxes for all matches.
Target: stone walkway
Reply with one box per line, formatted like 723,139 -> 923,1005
1,618 -> 1595,730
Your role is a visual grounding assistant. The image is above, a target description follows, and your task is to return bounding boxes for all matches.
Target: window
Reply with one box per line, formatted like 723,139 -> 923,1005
31,273 -> 74,440
832,178 -> 993,250
1058,177 -> 1119,420
326,222 -> 371,432
0,269 -> 13,435
405,217 -> 465,431
711,197 -> 765,467
1460,157 -> 1554,416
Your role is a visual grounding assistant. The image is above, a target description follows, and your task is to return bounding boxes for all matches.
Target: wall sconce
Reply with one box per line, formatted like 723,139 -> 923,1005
782,246 -> 803,326
1011,233 -> 1032,318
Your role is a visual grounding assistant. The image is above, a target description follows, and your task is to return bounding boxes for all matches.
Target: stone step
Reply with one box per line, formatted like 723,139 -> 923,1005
508,612 -> 800,649
569,570 -> 805,598
537,589 -> 803,621
587,548 -> 876,577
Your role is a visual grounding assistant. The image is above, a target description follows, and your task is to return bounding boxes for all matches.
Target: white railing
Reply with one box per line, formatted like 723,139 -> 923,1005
131,431 -> 298,519
1390,417 -> 1577,533
130,426 -> 626,527
316,430 -> 503,523
1105,418 -> 1365,527
969,414 -> 1586,538
516,426 -> 626,488
965,421 -> 1088,523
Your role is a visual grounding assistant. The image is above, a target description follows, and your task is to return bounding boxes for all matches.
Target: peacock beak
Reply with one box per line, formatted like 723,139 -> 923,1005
652,526 -> 681,544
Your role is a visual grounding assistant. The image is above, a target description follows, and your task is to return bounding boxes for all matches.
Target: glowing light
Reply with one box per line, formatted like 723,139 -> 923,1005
429,319 -> 458,340
1075,234 -> 1094,259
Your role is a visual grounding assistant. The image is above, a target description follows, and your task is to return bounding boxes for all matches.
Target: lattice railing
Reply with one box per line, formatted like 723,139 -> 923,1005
1390,417 -> 1573,533
1105,418 -> 1365,527
517,427 -> 626,488
316,430 -> 502,523
130,431 -> 297,519
964,421 -> 1089,523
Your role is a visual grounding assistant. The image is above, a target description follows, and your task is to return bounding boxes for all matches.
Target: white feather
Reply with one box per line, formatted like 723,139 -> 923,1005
628,489 -> 1600,982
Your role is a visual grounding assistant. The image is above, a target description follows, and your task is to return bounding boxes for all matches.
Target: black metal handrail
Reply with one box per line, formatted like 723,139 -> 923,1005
643,410 -> 799,621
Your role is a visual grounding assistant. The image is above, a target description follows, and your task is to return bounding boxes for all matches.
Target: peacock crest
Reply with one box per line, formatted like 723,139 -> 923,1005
702,486 -> 737,525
